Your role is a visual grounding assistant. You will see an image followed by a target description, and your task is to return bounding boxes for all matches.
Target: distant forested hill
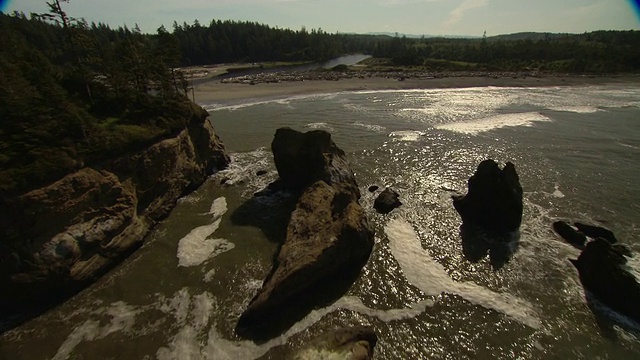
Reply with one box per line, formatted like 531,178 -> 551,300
371,30 -> 640,72
2,6 -> 639,195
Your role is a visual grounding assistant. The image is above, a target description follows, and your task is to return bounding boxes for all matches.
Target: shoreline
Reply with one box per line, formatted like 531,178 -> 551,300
193,72 -> 640,104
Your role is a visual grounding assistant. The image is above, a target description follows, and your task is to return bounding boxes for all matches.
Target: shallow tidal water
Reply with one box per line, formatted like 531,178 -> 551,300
2,84 -> 640,359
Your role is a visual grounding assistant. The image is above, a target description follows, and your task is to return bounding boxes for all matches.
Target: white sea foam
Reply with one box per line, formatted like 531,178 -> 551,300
549,106 -> 600,113
215,148 -> 277,197
206,93 -> 336,112
208,197 -> 228,217
53,302 -> 139,360
435,112 -> 551,135
389,130 -> 425,142
305,122 -> 334,131
385,218 -> 541,329
53,320 -> 101,360
203,295 -> 434,360
156,290 -> 216,360
177,192 -> 204,204
203,268 -> 216,282
176,219 -> 235,267
618,142 -> 640,150
552,184 -> 565,198
352,122 -> 386,132
626,255 -> 640,283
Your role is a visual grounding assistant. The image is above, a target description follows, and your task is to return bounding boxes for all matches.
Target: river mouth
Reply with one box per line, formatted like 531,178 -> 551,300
2,84 -> 640,359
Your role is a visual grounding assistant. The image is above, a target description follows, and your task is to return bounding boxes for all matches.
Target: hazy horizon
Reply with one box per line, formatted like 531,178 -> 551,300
3,0 -> 639,37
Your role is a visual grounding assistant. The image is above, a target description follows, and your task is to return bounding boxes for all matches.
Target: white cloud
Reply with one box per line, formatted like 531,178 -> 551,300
444,0 -> 489,28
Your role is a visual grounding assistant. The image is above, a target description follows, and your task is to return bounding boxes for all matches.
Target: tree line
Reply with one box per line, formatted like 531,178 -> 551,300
373,31 -> 640,73
2,3 -> 639,197
0,5 -> 200,198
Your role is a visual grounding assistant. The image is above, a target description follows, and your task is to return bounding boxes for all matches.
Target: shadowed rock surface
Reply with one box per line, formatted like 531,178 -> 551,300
236,128 -> 374,339
575,222 -> 618,244
373,187 -> 402,214
453,160 -> 523,234
0,115 -> 229,323
292,326 -> 378,360
570,238 -> 640,323
553,221 -> 587,248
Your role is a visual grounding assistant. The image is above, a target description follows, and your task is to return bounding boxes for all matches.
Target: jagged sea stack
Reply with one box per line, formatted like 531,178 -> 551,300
237,128 -> 374,338
453,160 -> 523,234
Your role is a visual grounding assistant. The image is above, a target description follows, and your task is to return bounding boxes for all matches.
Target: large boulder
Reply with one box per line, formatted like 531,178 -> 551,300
373,187 -> 402,214
292,326 -> 378,360
453,160 -> 523,234
237,128 -> 374,337
570,238 -> 640,323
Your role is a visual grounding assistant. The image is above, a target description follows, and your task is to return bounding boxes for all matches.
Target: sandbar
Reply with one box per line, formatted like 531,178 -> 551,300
193,73 -> 640,105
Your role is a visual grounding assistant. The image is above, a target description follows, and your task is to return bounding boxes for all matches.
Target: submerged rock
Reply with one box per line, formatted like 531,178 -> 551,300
570,238 -> 640,323
373,187 -> 402,214
574,222 -> 618,244
552,221 -> 587,248
368,185 -> 379,193
453,160 -> 523,234
237,128 -> 374,338
292,326 -> 378,360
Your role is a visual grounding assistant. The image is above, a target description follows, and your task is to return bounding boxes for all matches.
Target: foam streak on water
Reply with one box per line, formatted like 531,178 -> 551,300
53,302 -> 139,360
385,218 -> 541,329
436,112 -> 551,135
177,197 -> 234,267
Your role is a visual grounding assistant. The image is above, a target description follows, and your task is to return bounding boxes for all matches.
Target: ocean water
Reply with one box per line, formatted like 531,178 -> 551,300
2,85 -> 640,359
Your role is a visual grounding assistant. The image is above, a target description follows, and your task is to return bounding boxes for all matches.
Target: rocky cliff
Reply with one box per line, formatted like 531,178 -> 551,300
0,115 -> 229,315
236,128 -> 374,338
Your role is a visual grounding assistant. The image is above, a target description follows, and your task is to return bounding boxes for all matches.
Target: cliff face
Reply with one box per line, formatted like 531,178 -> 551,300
0,117 -> 229,311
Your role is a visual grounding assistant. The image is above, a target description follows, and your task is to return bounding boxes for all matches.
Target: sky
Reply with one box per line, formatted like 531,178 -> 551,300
3,0 -> 640,36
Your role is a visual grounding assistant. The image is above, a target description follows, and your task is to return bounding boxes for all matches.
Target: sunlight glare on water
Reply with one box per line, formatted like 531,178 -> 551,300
2,85 -> 640,359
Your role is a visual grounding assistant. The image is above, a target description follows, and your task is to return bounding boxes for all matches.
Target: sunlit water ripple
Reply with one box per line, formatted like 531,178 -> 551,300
2,85 -> 640,359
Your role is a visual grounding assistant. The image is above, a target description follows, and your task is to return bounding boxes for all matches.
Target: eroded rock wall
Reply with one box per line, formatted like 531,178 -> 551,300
0,118 -> 229,309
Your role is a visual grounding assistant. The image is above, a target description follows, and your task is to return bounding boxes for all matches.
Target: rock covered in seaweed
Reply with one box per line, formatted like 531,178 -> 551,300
452,159 -> 523,234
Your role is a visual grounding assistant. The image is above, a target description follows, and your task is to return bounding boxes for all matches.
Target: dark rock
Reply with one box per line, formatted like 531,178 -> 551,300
237,128 -> 373,339
575,222 -> 618,244
292,326 -> 378,360
271,128 -> 357,196
552,221 -> 587,248
256,170 -> 268,176
612,244 -> 633,258
373,188 -> 402,214
368,185 -> 379,193
570,238 -> 640,323
453,160 -> 523,234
